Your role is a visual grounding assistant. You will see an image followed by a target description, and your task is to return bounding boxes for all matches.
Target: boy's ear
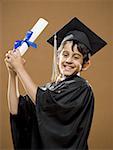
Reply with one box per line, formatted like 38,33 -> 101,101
82,60 -> 91,71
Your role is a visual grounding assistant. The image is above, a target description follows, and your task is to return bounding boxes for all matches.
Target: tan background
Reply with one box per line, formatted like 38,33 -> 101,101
0,0 -> 113,149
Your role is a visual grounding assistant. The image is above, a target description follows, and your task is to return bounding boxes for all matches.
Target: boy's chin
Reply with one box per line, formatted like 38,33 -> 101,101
62,71 -> 78,77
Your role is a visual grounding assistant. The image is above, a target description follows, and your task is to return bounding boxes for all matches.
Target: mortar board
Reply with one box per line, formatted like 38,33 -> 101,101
47,17 -> 107,56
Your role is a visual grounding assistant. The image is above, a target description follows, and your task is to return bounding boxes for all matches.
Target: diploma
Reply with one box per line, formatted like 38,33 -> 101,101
14,18 -> 48,56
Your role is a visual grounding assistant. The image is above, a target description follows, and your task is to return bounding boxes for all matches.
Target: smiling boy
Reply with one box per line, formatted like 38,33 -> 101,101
5,17 -> 107,150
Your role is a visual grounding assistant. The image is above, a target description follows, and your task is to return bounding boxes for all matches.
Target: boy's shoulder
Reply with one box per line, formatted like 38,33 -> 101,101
72,75 -> 93,90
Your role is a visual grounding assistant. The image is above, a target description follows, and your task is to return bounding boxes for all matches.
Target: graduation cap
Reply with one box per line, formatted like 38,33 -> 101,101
47,17 -> 107,56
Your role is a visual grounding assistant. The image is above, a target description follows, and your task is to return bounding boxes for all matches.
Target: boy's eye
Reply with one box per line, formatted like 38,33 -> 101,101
73,56 -> 79,59
73,55 -> 81,59
62,51 -> 69,57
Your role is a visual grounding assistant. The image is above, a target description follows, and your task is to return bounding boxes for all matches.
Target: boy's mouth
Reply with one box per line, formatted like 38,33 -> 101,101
63,64 -> 75,71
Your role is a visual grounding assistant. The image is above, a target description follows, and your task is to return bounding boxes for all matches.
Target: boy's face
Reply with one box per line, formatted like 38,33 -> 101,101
58,41 -> 84,76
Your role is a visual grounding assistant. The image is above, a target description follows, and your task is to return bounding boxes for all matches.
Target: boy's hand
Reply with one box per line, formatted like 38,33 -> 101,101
5,49 -> 26,74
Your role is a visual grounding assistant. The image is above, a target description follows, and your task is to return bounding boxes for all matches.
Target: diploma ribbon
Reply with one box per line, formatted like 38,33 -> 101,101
14,31 -> 37,49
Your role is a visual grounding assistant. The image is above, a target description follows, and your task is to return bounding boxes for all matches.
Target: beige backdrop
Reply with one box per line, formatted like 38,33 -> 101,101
0,0 -> 113,149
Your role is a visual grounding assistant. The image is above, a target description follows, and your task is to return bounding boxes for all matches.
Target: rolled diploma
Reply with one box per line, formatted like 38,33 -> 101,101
17,18 -> 48,56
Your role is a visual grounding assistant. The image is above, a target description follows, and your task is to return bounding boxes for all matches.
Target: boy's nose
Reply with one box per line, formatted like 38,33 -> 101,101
65,56 -> 73,63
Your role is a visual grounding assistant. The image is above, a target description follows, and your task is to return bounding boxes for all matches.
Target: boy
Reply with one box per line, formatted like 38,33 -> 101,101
5,17 -> 107,149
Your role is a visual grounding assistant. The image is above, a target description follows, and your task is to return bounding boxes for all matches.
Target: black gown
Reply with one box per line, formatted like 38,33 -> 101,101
10,74 -> 94,150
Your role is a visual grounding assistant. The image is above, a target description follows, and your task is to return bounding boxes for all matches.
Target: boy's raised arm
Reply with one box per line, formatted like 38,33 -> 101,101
7,71 -> 19,114
5,49 -> 37,106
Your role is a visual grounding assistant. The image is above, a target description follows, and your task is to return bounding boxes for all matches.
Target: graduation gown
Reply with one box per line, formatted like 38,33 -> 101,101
10,74 -> 94,150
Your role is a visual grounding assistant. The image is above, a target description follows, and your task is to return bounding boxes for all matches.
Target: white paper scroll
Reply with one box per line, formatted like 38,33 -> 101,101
17,18 -> 48,56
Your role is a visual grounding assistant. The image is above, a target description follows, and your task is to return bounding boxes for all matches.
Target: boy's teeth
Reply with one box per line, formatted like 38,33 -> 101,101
65,66 -> 72,69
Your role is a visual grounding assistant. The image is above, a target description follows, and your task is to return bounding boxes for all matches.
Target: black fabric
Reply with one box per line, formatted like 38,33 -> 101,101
10,75 -> 94,150
10,95 -> 42,150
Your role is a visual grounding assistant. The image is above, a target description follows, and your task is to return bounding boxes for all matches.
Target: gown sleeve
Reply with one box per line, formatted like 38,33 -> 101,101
10,95 -> 36,150
36,79 -> 94,149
